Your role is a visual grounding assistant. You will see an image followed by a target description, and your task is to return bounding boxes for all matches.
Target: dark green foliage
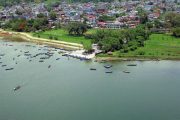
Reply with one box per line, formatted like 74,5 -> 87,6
172,27 -> 180,37
92,25 -> 150,53
49,11 -> 57,20
165,12 -> 180,28
2,17 -> 49,32
49,35 -> 53,39
136,7 -> 148,24
138,51 -> 145,55
67,22 -> 88,36
54,36 -> 58,40
98,15 -> 116,22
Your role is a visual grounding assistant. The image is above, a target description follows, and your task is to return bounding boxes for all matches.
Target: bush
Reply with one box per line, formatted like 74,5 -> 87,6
49,36 -> 53,39
172,27 -> 180,37
84,34 -> 94,39
130,45 -> 137,51
38,35 -> 40,38
122,48 -> 129,53
54,37 -> 58,40
138,51 -> 145,55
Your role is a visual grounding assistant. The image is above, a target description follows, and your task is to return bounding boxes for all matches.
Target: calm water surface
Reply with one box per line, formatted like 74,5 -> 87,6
0,39 -> 180,120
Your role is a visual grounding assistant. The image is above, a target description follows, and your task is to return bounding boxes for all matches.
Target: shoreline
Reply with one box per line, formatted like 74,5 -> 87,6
1,29 -> 180,61
94,56 -> 180,62
0,29 -> 84,51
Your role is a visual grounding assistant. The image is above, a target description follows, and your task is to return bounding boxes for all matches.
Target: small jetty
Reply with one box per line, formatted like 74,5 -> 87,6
127,64 -> 137,66
14,86 -> 21,91
61,50 -> 95,60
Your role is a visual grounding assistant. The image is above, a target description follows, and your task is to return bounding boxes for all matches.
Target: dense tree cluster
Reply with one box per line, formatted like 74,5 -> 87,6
164,12 -> 180,37
66,22 -> 88,36
98,15 -> 116,22
2,17 -> 49,32
165,12 -> 180,28
136,7 -> 148,24
91,25 -> 150,52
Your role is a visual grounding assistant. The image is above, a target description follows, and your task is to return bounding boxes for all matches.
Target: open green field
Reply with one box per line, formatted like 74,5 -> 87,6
99,34 -> 180,60
32,29 -> 94,49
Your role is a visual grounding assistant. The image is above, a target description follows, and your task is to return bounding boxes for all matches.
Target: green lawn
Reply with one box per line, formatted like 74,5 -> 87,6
99,34 -> 180,59
32,29 -> 93,49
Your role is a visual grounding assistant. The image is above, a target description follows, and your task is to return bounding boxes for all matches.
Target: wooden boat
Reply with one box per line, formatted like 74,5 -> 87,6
90,68 -> 96,70
5,68 -> 14,71
104,65 -> 112,68
2,65 -> 7,67
24,51 -> 29,53
14,86 -> 21,91
106,71 -> 113,73
56,58 -> 61,60
39,60 -> 44,62
123,71 -> 130,73
0,54 -> 5,56
48,65 -> 51,68
127,64 -> 137,66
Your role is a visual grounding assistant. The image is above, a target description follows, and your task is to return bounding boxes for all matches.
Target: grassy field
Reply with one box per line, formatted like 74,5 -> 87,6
32,29 -> 94,49
98,34 -> 180,60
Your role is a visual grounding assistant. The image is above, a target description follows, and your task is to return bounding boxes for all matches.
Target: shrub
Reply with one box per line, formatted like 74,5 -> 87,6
172,27 -> 180,37
54,37 -> 58,40
130,45 -> 137,51
84,34 -> 94,39
138,51 -> 145,55
49,36 -> 53,39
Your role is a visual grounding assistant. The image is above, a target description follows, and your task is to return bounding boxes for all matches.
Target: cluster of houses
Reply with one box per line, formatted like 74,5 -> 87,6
0,0 -> 180,29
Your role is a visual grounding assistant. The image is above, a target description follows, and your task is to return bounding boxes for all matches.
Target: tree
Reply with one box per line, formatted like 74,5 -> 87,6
137,7 -> 148,24
49,11 -> 57,20
37,13 -> 45,18
165,12 -> 180,28
67,22 -> 87,36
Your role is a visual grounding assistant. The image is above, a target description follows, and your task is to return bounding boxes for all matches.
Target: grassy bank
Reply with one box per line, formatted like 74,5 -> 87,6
32,29 -> 94,50
0,29 -> 84,50
98,34 -> 180,60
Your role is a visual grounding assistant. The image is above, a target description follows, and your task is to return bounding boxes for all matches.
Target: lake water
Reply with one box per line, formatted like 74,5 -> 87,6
0,39 -> 180,120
